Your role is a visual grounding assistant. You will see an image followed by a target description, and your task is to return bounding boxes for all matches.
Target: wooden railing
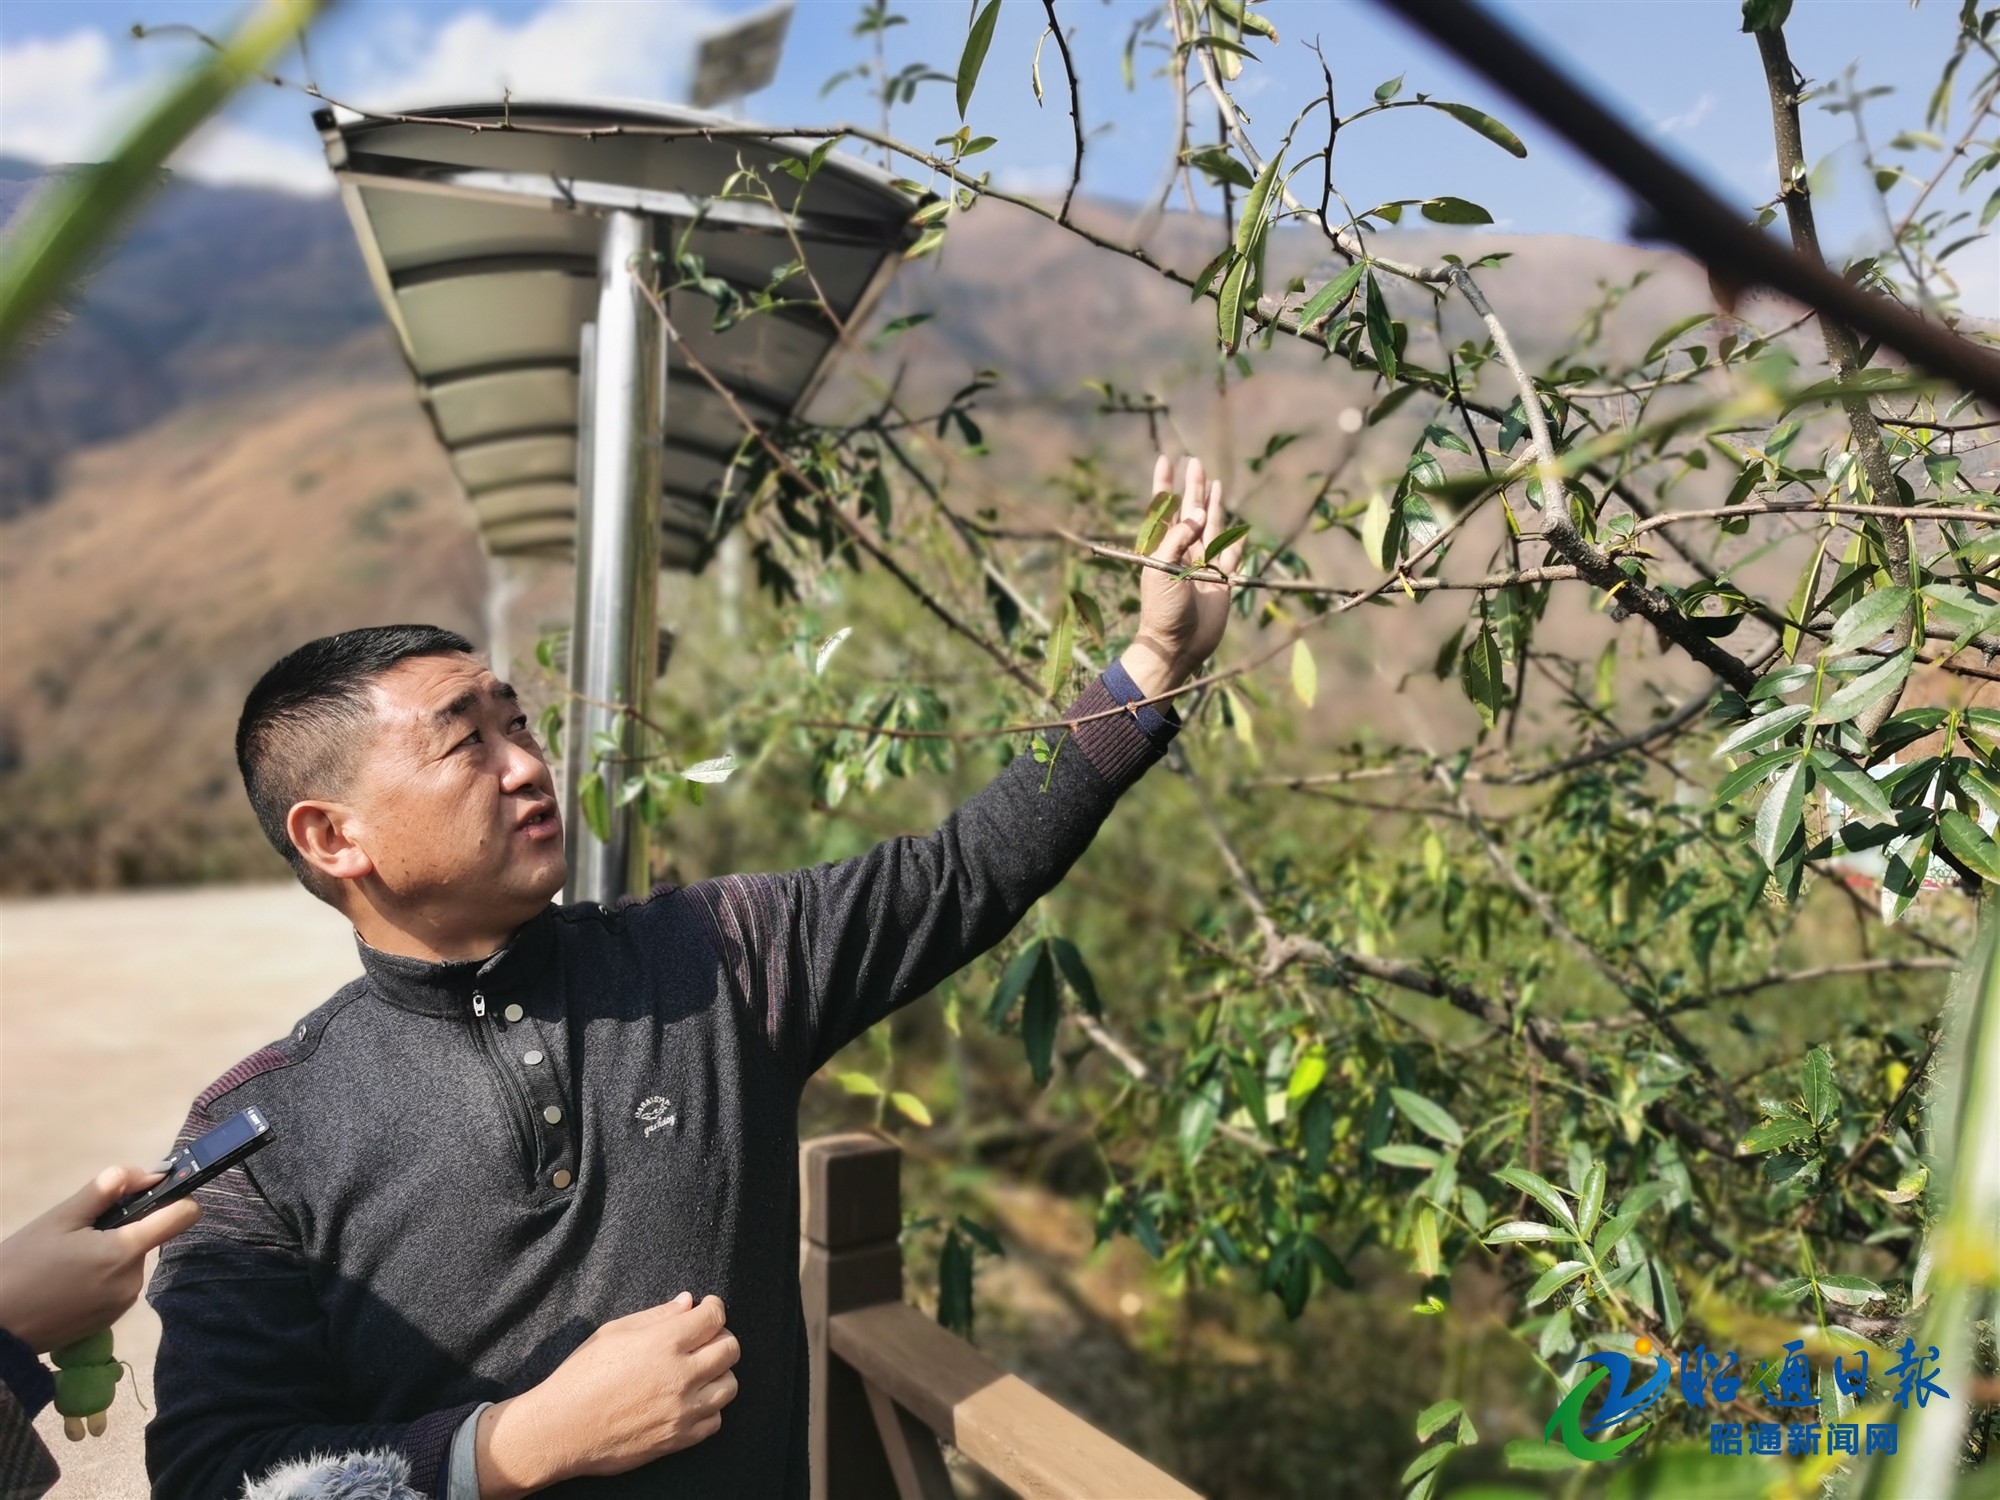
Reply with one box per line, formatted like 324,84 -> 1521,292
800,1134 -> 1203,1500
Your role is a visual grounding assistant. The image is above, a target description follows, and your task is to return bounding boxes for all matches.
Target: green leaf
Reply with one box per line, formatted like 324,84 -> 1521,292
1525,1259 -> 1589,1306
1741,0 -> 1794,30
1801,1046 -> 1837,1128
1390,1088 -> 1466,1147
1416,1399 -> 1463,1441
1216,253 -> 1252,353
1420,196 -> 1494,225
1047,935 -> 1102,1017
1182,145 -> 1255,189
1286,1045 -> 1329,1103
1493,1166 -> 1579,1232
1135,488 -> 1179,556
1825,586 -> 1913,655
1205,521 -> 1251,563
1885,827 -> 1934,922
815,627 -> 853,676
889,1091 -> 933,1126
1043,601 -> 1076,702
1714,748 -> 1795,806
1022,947 -> 1060,1087
1576,1161 -> 1606,1242
1189,244 -> 1233,302
1234,149 -> 1285,256
1373,73 -> 1405,103
1815,1274 -> 1884,1306
1180,1071 -> 1224,1165
1809,751 -> 1892,819
1297,261 -> 1366,330
578,771 -> 609,842
1364,270 -> 1399,381
955,0 -> 1003,119
1291,640 -> 1318,707
1484,1219 -> 1565,1244
989,939 -> 1045,1026
904,226 -> 947,261
1461,628 -> 1505,731
1504,1438 -> 1582,1471
1068,590 -> 1104,643
1755,759 -> 1809,874
1816,650 -> 1913,724
1940,809 -> 2000,881
1591,1210 -> 1641,1261
1739,1115 -> 1815,1153
937,1227 -> 974,1335
1421,100 -> 1529,158
1360,490 -> 1393,570
681,755 -> 737,784
1783,367 -> 1924,411
1373,1143 -> 1445,1170
836,1071 -> 883,1098
1402,1444 -> 1454,1485
1713,703 -> 1810,758
1412,1204 -> 1442,1276
1644,312 -> 1716,365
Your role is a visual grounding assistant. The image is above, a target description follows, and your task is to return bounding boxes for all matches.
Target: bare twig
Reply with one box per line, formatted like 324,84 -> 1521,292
1040,0 -> 1086,222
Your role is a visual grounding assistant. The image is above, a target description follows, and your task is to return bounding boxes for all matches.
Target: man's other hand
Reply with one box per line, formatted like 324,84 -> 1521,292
1121,453 -> 1247,700
0,1165 -> 200,1353
475,1292 -> 741,1496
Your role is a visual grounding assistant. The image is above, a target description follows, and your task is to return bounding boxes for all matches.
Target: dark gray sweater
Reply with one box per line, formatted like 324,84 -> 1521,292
145,668 -> 1175,1499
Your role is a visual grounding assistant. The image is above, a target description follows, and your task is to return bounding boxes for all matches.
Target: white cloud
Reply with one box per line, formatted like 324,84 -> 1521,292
0,1 -> 724,196
344,0 -> 722,114
0,29 -> 143,163
173,121 -> 333,195
1651,91 -> 1716,138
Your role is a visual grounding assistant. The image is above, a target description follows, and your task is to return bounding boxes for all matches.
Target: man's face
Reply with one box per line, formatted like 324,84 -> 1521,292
338,653 -> 566,919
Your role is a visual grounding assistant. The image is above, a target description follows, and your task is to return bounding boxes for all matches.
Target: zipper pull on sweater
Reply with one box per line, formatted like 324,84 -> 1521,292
471,991 -> 486,1018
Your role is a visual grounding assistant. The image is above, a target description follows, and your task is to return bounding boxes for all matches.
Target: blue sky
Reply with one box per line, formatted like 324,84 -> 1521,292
1,0 -> 1993,309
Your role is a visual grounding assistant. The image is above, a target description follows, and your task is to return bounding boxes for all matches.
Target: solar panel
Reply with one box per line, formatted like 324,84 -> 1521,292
315,100 -> 921,572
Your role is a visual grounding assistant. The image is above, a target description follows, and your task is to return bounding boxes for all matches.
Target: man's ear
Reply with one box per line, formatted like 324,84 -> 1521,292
287,801 -> 375,887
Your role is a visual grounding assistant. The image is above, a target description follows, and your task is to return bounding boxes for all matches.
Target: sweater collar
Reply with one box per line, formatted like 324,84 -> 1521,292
356,905 -> 558,1018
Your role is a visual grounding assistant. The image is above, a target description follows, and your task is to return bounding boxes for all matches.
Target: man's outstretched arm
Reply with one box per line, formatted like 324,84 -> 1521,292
678,455 -> 1246,1078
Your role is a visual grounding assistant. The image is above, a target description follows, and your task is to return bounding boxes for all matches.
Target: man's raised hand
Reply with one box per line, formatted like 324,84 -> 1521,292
474,1292 -> 741,1497
1120,453 -> 1247,700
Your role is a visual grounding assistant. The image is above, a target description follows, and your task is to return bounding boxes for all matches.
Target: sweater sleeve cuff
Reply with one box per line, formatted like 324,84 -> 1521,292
1059,666 -> 1179,792
445,1404 -> 494,1500
0,1329 -> 52,1419
404,1402 -> 481,1498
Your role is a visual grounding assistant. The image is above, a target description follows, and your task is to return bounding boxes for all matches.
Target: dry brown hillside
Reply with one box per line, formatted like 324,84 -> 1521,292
0,331 -> 485,890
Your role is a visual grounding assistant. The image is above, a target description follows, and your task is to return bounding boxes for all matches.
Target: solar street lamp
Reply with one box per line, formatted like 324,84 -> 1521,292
691,3 -> 795,114
316,100 -> 920,900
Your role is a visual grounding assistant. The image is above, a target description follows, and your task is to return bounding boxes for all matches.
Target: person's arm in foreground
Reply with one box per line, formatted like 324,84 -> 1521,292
681,453 -> 1246,1076
147,1112 -> 738,1499
0,1166 -> 200,1500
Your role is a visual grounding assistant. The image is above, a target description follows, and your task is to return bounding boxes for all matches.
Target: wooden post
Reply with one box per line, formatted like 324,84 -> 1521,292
800,1134 -> 906,1500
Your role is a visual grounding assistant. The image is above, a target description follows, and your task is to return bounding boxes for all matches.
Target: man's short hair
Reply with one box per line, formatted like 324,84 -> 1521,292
237,625 -> 475,900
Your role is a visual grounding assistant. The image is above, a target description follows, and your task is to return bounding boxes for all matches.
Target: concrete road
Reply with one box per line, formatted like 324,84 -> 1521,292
1,884 -> 362,1499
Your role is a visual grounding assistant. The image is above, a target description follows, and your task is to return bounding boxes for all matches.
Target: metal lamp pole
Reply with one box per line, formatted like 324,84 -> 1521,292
563,210 -> 665,904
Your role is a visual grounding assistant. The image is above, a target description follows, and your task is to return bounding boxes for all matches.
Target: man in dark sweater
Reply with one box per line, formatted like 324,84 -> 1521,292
146,456 -> 1246,1498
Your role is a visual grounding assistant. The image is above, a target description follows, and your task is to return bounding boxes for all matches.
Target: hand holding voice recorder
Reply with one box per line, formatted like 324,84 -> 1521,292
94,1107 -> 273,1231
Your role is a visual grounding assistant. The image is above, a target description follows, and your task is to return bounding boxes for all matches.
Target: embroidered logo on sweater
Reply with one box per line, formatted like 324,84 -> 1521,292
635,1095 -> 678,1137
